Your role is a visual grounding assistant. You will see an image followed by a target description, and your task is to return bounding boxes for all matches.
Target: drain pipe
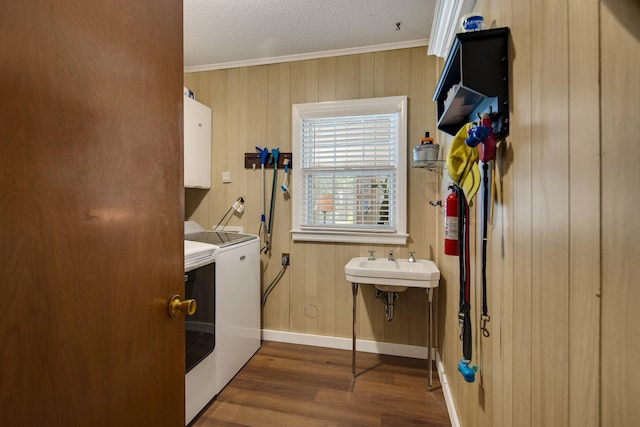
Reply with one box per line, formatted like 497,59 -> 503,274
375,290 -> 399,321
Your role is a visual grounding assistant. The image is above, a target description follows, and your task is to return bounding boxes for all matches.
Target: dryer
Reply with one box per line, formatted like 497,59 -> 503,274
184,222 -> 261,408
184,240 -> 217,425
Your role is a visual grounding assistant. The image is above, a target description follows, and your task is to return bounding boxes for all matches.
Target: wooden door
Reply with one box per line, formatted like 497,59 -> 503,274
0,1 -> 185,425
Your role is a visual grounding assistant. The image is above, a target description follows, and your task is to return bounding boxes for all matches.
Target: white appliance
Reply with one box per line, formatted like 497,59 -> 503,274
184,95 -> 212,189
184,221 -> 261,424
184,240 -> 217,425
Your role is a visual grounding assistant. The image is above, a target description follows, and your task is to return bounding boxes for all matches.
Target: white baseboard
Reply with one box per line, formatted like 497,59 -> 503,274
261,329 -> 459,426
436,350 -> 461,427
262,329 -> 429,359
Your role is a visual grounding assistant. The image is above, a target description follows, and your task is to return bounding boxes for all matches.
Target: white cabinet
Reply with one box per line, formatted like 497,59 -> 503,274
184,95 -> 212,189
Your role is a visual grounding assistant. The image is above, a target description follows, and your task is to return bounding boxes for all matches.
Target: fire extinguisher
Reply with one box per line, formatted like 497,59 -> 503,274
444,185 -> 459,256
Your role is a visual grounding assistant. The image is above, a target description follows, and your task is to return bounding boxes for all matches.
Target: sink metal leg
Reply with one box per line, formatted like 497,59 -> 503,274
427,287 -> 434,391
351,282 -> 358,376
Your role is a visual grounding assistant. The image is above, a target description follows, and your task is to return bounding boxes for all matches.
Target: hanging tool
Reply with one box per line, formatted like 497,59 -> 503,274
280,158 -> 290,193
263,148 -> 280,254
477,113 -> 496,339
256,147 -> 269,240
455,183 -> 477,382
446,122 -> 482,382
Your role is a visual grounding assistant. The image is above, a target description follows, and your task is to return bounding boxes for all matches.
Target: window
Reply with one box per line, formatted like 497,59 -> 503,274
291,96 -> 408,244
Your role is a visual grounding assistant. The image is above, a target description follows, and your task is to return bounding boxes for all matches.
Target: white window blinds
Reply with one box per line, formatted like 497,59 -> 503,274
292,96 -> 408,244
299,114 -> 398,231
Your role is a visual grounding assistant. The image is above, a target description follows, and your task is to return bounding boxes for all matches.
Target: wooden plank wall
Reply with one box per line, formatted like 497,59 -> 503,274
600,0 -> 640,425
184,48 -> 441,346
185,0 -> 640,424
435,0 -> 636,426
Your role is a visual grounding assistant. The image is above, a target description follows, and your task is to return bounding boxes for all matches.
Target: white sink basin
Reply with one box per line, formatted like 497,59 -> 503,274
345,257 -> 440,290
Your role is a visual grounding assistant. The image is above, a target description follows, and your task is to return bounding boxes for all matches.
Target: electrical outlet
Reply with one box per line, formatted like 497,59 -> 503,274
281,253 -> 290,266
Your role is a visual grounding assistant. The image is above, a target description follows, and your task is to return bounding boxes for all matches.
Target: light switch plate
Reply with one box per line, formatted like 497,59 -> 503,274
221,171 -> 231,183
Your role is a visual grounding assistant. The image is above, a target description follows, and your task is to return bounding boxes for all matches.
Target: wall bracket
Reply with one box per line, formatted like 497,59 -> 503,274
244,152 -> 292,169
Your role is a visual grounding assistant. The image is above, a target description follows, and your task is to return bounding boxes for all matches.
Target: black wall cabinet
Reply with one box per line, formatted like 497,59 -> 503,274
433,27 -> 510,138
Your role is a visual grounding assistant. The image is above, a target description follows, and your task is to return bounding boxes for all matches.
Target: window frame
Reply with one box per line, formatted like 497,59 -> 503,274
291,96 -> 408,245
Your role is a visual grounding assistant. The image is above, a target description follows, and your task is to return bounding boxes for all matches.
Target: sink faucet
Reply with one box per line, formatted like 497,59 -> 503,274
388,250 -> 394,261
408,251 -> 416,263
368,250 -> 376,260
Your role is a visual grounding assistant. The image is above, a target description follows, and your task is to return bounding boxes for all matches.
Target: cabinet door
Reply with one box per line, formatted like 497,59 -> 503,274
184,95 -> 212,188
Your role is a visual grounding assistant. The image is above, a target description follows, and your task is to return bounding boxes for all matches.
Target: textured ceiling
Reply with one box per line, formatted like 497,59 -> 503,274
184,0 -> 437,72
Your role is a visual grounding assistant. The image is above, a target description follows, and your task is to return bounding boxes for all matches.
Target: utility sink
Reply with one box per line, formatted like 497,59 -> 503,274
345,257 -> 440,291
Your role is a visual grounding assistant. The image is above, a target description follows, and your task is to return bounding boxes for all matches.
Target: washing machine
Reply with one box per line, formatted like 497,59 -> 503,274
184,222 -> 261,401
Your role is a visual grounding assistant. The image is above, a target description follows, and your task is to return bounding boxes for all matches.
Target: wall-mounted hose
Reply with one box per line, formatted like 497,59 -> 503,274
261,263 -> 287,306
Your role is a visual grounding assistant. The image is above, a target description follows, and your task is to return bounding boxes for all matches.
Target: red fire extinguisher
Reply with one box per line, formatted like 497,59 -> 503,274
444,186 -> 459,256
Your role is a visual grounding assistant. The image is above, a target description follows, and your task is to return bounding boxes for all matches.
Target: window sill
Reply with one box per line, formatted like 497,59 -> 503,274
291,229 -> 408,245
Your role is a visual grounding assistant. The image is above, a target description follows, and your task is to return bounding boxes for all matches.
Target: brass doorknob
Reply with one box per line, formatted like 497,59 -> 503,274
168,295 -> 197,317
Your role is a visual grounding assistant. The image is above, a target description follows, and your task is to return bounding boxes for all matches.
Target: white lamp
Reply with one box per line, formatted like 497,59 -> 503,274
314,194 -> 334,223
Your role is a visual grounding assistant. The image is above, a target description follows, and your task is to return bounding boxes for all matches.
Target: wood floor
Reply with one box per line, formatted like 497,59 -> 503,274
192,341 -> 451,427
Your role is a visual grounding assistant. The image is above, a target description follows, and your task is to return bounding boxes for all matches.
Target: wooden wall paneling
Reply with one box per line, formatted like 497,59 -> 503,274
492,135 -> 512,427
333,244 -> 358,339
530,0 -> 570,425
210,70 -> 226,225
359,53 -> 375,98
472,4 -> 516,426
464,205 -> 480,427
265,64 -> 281,148
277,62 -> 293,145
472,4 -> 509,423
495,17 -> 515,426
289,242 -> 319,334
358,273 -> 379,342
186,47 -> 438,349
318,57 -> 336,101
600,1 -> 640,425
433,119 -> 464,422
383,49 -> 408,96
407,47 -> 434,347
506,0 -> 535,425
273,62 -> 293,257
247,66 -> 269,147
288,61 -> 311,335
316,244 -> 338,336
567,1 -> 601,426
235,68 -> 249,215
336,54 -> 361,100
220,68 -> 241,220
331,243 -> 354,338
246,66 -> 268,237
373,51 -> 387,98
290,61 -> 307,105
262,63 -> 291,331
433,104 -> 474,427
407,51 -> 429,245
305,60 -> 320,103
